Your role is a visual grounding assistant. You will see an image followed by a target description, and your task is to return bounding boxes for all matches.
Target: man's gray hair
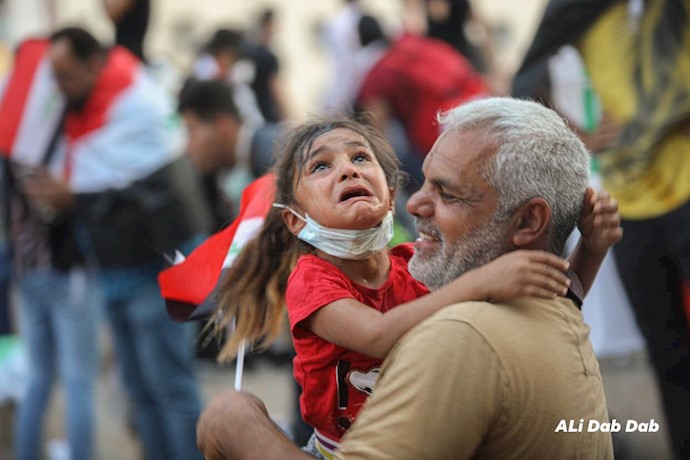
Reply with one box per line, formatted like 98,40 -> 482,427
438,97 -> 590,254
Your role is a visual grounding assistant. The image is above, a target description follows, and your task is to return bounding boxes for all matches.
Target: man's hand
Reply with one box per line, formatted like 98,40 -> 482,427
578,187 -> 623,254
197,390 -> 310,460
197,391 -> 263,460
20,168 -> 75,219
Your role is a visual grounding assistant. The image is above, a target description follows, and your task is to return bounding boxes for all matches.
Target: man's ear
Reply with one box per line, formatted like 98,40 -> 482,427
281,208 -> 306,236
509,197 -> 552,248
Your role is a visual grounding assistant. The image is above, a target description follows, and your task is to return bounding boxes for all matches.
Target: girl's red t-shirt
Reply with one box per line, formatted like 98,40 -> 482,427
286,243 -> 430,442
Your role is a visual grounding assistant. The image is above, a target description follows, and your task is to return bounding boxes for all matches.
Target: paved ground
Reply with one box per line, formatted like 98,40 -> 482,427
0,347 -> 674,459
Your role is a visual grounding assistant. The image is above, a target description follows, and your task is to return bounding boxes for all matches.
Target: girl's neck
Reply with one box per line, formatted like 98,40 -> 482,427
318,249 -> 391,289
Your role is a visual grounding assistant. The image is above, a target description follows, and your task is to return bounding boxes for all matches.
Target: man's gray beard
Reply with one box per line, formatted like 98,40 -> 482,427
409,220 -> 508,291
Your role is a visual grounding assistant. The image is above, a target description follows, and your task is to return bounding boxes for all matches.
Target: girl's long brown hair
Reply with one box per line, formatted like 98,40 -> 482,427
211,117 -> 403,362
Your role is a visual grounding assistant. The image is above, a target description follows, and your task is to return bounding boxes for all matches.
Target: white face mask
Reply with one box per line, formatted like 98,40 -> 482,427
273,204 -> 394,260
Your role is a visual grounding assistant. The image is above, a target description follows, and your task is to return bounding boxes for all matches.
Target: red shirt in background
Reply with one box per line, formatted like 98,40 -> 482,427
357,34 -> 488,156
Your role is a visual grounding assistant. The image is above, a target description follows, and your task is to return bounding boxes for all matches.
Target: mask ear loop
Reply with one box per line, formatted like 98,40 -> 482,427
272,203 -> 307,222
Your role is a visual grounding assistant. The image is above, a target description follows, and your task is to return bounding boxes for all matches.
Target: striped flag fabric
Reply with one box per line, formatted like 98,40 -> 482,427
0,38 -> 64,164
58,46 -> 180,193
0,37 -> 179,194
158,173 -> 276,322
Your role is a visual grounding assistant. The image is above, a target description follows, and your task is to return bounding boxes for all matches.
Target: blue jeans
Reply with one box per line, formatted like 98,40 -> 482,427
0,243 -> 11,335
102,274 -> 203,460
15,268 -> 99,460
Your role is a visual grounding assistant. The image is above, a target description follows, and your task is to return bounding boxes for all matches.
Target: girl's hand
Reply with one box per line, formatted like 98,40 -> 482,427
474,250 -> 571,302
578,188 -> 623,254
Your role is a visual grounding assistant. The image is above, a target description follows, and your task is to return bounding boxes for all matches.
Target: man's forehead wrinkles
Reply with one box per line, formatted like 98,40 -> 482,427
426,152 -> 465,187
428,146 -> 464,166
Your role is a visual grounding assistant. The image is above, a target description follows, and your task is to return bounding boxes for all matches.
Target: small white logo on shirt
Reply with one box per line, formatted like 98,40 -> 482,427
347,368 -> 381,396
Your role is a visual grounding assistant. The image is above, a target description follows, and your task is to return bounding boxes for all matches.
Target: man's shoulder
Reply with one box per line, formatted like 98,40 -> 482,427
438,296 -> 577,319
110,69 -> 169,114
396,301 -> 497,354
418,296 -> 582,344
426,299 -> 524,326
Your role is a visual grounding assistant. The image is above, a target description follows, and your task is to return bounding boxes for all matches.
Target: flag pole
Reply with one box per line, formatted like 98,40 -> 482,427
234,340 -> 246,391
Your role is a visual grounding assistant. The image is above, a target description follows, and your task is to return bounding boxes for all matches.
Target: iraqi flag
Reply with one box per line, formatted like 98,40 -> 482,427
62,46 -> 182,193
0,37 -> 181,191
158,173 -> 276,322
0,38 -> 64,163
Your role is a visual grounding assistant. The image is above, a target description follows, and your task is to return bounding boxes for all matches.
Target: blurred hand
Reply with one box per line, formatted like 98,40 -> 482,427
580,112 -> 622,153
578,187 -> 623,253
20,168 -> 74,214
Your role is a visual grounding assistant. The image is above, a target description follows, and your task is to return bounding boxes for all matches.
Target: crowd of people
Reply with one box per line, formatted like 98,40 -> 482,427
0,0 -> 687,459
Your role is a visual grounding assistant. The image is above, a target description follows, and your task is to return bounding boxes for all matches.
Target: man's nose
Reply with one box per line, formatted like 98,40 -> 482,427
407,184 -> 432,217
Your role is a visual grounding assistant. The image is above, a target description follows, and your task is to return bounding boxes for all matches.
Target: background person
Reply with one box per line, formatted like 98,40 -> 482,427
319,0 -> 363,115
177,79 -> 281,228
191,28 -> 264,128
242,8 -> 288,124
28,27 -> 209,460
354,14 -> 488,192
102,0 -> 150,62
513,1 -> 690,456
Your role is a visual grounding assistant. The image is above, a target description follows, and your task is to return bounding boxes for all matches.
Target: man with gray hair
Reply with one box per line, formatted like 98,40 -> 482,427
196,97 -> 615,459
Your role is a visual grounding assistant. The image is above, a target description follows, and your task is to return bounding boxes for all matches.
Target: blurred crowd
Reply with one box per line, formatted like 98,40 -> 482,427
0,0 -> 688,459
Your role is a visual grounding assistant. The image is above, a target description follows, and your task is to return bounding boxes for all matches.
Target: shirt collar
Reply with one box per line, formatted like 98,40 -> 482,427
565,268 -> 584,308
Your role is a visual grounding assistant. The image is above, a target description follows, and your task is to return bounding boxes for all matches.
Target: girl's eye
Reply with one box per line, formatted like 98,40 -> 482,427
353,152 -> 370,163
310,162 -> 327,173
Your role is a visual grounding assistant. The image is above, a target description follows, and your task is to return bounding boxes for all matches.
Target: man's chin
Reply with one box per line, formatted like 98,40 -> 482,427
409,254 -> 445,290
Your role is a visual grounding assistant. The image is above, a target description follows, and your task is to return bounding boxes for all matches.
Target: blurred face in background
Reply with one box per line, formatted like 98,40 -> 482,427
49,38 -> 102,110
426,0 -> 452,22
181,111 -> 238,174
